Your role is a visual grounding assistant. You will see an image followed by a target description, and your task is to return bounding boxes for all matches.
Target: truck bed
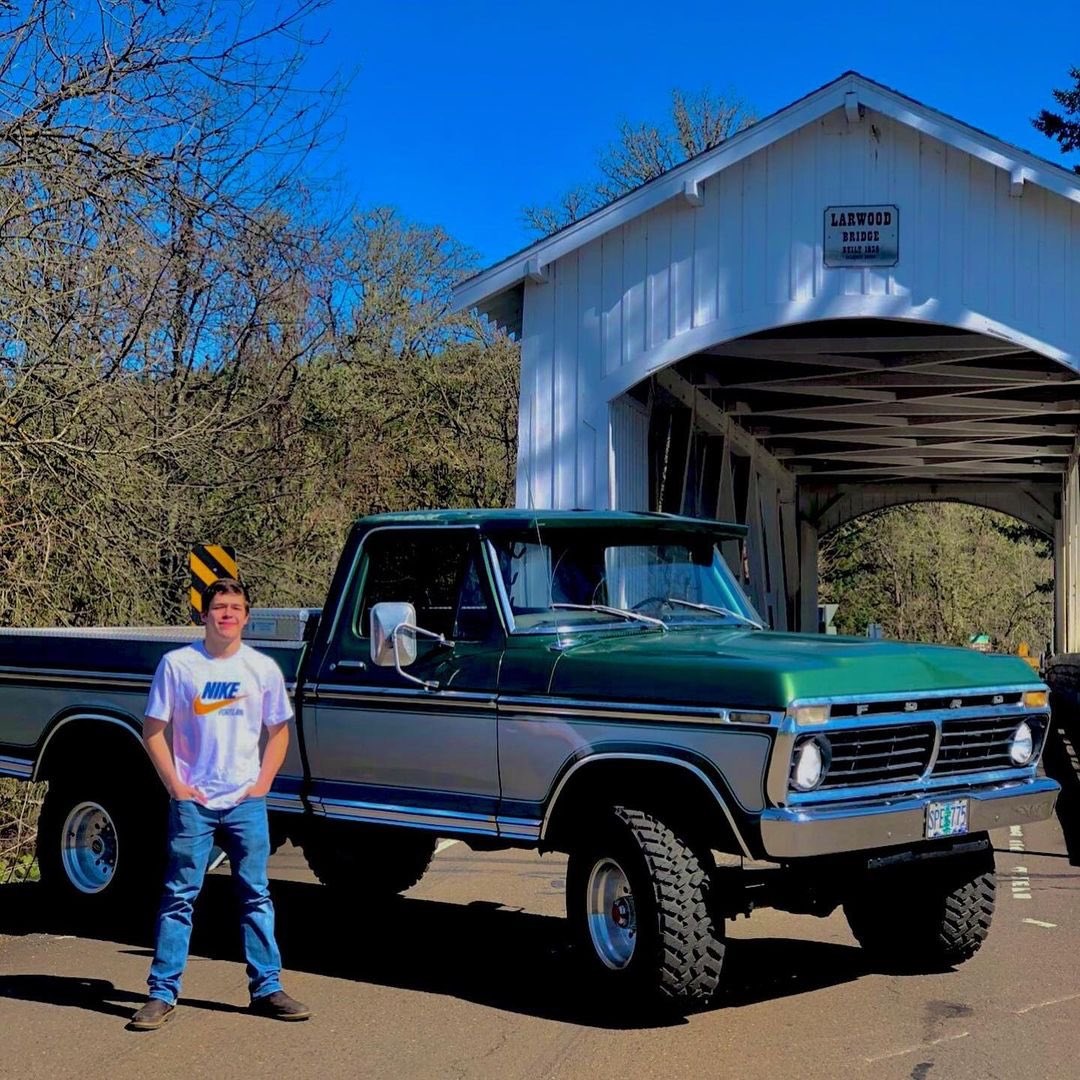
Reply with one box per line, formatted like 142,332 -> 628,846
0,610 -> 319,751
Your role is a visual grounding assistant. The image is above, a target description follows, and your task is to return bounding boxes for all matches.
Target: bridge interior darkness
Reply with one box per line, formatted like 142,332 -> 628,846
635,319 -> 1076,640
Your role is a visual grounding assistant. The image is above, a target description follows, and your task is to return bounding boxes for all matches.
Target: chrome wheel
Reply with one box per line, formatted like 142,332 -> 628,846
61,801 -> 118,894
586,856 -> 637,969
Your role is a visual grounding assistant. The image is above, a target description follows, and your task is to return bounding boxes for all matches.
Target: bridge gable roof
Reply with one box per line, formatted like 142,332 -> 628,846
453,71 -> 1080,336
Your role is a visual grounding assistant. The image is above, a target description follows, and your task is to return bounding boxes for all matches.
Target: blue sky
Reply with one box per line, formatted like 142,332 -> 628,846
302,1 -> 1078,268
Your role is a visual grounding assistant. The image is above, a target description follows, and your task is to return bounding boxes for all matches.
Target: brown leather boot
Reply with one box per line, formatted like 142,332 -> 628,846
249,989 -> 312,1021
127,998 -> 176,1031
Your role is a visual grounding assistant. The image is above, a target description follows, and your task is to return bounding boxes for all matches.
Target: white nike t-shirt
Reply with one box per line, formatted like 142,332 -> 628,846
146,641 -> 294,810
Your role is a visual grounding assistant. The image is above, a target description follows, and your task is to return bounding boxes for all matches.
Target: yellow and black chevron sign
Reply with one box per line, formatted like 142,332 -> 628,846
189,544 -> 239,623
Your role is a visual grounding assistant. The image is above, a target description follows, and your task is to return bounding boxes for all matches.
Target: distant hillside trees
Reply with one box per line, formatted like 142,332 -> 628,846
819,504 -> 1053,652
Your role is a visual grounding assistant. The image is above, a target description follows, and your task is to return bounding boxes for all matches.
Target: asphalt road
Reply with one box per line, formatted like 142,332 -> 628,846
4,723 -> 1080,1080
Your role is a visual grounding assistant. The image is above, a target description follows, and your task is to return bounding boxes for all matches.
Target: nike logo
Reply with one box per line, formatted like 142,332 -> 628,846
193,694 -> 246,716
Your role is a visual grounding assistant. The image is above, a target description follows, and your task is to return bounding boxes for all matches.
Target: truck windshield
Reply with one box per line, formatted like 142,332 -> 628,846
490,529 -> 762,632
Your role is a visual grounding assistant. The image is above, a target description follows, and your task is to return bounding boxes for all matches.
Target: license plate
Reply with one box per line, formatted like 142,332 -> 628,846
926,798 -> 969,839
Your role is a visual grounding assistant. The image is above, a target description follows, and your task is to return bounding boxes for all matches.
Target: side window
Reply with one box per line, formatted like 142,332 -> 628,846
454,555 -> 496,640
354,531 -> 496,642
498,541 -> 552,611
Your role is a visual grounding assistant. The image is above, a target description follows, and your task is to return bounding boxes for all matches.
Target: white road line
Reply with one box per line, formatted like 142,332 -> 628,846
1011,867 -> 1032,899
864,1032 -> 970,1063
1010,841 -> 1032,898
1022,918 -> 1057,929
435,839 -> 460,854
1015,992 -> 1080,1015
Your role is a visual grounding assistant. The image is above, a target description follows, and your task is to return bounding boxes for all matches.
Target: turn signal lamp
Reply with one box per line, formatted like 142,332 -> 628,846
1023,690 -> 1048,709
788,704 -> 830,726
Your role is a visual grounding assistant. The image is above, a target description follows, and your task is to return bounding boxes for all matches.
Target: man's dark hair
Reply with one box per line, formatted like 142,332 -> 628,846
203,577 -> 251,613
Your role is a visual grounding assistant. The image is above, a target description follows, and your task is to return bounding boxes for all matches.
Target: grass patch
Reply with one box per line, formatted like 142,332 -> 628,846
0,777 -> 45,884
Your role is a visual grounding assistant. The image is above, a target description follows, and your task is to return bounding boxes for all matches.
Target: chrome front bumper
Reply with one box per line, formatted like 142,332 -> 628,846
759,776 -> 1060,859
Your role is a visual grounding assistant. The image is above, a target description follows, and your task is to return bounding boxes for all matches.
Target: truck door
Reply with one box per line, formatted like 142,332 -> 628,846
307,526 -> 503,838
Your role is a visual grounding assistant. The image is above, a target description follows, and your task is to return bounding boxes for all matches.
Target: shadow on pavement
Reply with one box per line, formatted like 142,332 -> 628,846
0,975 -> 140,1020
0,972 -> 247,1021
1039,703 -> 1080,866
0,876 -> 868,1028
719,936 -> 867,1008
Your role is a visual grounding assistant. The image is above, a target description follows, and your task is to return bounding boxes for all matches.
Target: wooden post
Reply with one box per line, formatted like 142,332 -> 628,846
799,519 -> 820,633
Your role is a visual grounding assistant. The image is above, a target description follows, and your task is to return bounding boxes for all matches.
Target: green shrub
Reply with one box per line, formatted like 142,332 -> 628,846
0,778 -> 45,885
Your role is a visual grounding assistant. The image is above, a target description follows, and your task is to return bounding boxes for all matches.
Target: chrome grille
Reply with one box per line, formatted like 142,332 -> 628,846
808,724 -> 935,790
829,692 -> 1022,718
933,715 -> 1033,776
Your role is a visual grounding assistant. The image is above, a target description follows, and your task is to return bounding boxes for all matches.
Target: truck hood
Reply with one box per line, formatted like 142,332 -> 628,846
547,628 -> 1040,708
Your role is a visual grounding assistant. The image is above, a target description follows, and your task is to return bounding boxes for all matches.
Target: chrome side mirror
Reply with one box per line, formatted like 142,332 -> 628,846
370,602 -> 417,667
369,601 -> 453,690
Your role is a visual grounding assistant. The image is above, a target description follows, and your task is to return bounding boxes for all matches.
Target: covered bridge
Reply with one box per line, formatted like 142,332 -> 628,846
452,72 -> 1080,650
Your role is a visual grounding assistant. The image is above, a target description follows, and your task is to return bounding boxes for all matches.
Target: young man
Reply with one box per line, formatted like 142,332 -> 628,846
128,578 -> 311,1031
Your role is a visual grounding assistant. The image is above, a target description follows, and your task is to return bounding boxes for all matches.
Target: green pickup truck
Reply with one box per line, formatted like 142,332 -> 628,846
0,509 -> 1059,1006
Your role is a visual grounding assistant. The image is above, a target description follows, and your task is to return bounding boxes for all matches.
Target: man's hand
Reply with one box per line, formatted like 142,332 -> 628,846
144,717 -> 203,802
243,723 -> 289,802
171,782 -> 206,803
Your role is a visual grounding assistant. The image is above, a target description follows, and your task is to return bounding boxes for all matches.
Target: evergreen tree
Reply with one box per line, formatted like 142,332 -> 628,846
1033,66 -> 1080,171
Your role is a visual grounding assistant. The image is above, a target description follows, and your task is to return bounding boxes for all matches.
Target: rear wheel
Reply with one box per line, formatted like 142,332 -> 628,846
37,771 -> 167,918
301,824 -> 437,897
844,845 -> 996,969
566,806 -> 724,1006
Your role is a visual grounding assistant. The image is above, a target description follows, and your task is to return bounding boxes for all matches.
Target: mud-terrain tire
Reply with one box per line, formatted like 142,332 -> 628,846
37,771 -> 167,919
844,846 -> 996,969
301,825 -> 437,897
566,805 -> 724,1006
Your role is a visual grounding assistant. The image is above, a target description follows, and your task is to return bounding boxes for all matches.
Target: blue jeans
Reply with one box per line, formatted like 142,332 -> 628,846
148,797 -> 283,1005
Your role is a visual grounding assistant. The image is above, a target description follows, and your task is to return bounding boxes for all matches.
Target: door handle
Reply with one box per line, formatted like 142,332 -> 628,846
330,659 -> 367,671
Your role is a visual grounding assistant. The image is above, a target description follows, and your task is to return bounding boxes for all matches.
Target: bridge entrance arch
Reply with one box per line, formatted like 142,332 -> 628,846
623,317 -> 1068,639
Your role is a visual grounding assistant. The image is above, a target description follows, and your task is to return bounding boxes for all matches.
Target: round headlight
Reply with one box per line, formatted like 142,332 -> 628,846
1009,720 -> 1035,766
793,738 -> 827,791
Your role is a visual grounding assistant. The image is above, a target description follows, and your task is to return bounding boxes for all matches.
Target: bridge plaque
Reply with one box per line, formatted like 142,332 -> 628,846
824,204 -> 899,267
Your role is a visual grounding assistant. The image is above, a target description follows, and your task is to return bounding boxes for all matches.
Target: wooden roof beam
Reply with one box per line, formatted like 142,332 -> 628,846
722,368 -> 1074,392
705,348 -> 885,369
719,383 -> 899,402
800,460 -> 1063,478
888,360 -> 1074,382
751,396 -> 1080,419
777,443 -> 1067,463
654,369 -> 795,495
756,420 -> 1078,440
707,347 -> 1028,372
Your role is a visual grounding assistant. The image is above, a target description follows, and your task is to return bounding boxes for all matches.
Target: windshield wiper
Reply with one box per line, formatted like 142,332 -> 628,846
551,603 -> 668,631
664,598 -> 764,629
